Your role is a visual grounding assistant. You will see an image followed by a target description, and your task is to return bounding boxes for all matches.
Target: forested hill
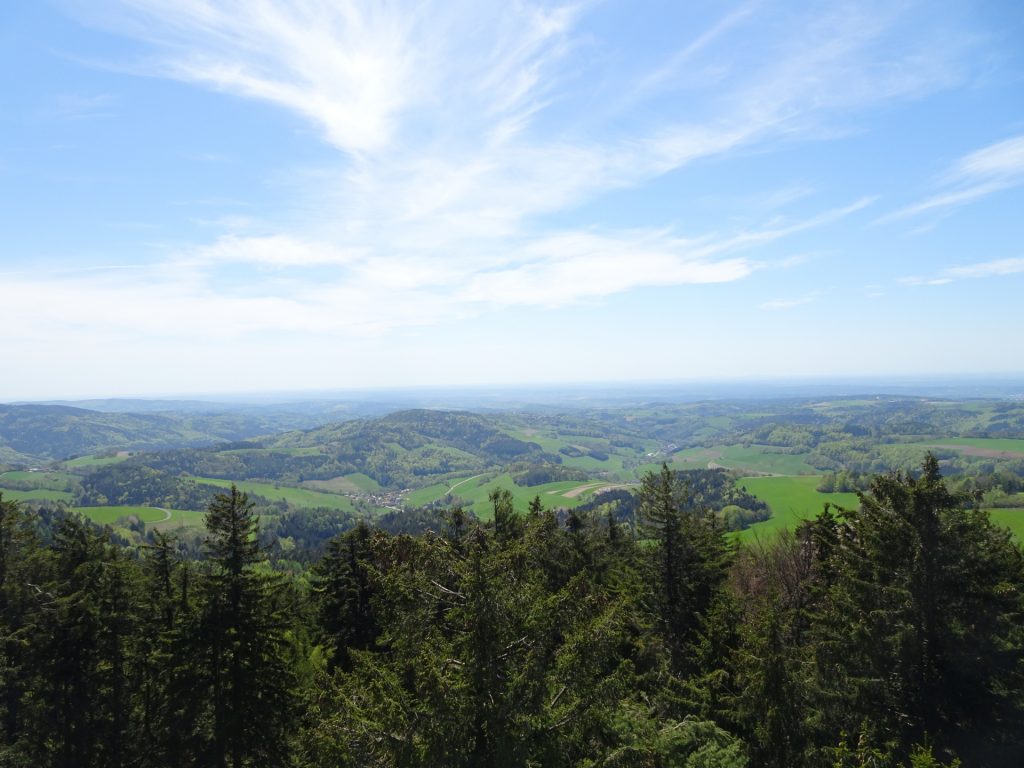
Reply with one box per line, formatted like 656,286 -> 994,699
139,409 -> 554,489
274,408 -> 547,462
0,403 -> 325,465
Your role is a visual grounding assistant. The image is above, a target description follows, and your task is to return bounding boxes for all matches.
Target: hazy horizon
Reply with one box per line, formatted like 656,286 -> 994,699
7,372 -> 1024,407
3,2 -> 1023,399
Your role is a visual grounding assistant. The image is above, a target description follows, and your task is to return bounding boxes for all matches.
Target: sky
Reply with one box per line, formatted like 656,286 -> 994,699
2,0 -> 1023,400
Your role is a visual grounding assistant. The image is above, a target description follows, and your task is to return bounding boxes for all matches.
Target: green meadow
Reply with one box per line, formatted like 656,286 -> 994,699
63,453 -> 132,468
713,445 -> 818,476
411,474 -> 607,520
404,482 -> 453,508
188,477 -> 356,512
76,506 -> 170,525
0,470 -> 77,487
301,472 -> 382,494
735,476 -> 860,541
0,487 -> 74,503
987,508 -> 1024,541
152,508 -> 208,531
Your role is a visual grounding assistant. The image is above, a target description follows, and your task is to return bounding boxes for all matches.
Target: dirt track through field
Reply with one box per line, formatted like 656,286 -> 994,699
561,482 -> 605,498
153,507 -> 172,523
563,482 -> 634,498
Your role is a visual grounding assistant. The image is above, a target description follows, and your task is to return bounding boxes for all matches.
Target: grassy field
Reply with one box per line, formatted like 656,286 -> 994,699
558,453 -> 625,472
0,470 -> 77,487
987,508 -> 1024,541
714,446 -> 818,476
404,482 -> 453,508
342,473 -> 382,491
667,447 -> 722,470
735,476 -> 860,541
152,508 -> 207,531
76,505 -> 170,525
301,472 -> 381,494
636,445 -> 818,478
64,453 -> 132,468
0,487 -> 75,503
189,477 -> 356,512
444,475 -> 602,524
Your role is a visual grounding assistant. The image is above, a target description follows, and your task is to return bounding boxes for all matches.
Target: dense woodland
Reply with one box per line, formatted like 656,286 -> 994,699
1,456 -> 1021,768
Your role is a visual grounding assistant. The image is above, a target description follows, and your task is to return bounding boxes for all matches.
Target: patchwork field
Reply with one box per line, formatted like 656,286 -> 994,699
188,477 -> 357,512
735,476 -> 860,541
638,445 -> 818,477
408,473 -> 616,519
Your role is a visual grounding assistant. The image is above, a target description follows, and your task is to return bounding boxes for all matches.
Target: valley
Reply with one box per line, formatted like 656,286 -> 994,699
4,394 -> 1024,545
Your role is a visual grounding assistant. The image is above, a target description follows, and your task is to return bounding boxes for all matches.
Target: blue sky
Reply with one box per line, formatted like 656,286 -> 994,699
2,1 -> 1023,399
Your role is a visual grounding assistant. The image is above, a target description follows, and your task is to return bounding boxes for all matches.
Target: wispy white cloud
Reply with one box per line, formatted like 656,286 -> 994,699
50,0 -> 964,342
881,134 -> 1024,222
900,256 -> 1024,286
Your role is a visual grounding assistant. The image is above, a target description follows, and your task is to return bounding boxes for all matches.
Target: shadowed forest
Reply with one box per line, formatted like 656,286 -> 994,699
1,456 -> 1021,768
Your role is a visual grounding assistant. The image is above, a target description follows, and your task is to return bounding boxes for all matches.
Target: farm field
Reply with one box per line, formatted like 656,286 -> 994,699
713,445 -> 819,476
63,453 -> 132,468
558,453 -> 626,473
76,505 -> 171,525
151,508 -> 207,531
0,487 -> 74,503
404,481 -> 453,508
735,476 -> 860,541
188,477 -> 356,512
301,472 -> 381,493
988,508 -> 1024,541
415,473 -> 613,519
667,447 -> 722,470
0,469 -> 77,487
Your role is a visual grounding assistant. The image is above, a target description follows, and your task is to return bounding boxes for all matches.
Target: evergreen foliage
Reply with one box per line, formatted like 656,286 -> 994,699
0,460 -> 1021,766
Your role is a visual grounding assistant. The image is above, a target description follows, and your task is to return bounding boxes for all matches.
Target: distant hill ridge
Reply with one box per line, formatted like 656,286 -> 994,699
0,402 -> 329,465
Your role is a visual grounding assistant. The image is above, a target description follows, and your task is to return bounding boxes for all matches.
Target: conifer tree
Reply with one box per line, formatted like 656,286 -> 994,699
639,464 -> 731,674
200,486 -> 296,768
313,520 -> 379,671
0,494 -> 41,756
810,455 -> 1024,760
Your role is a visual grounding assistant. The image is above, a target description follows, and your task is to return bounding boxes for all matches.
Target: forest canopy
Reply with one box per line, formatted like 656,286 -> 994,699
1,456 -> 1021,767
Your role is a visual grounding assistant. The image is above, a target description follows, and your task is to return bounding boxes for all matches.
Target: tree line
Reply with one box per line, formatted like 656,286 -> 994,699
1,456 -> 1022,767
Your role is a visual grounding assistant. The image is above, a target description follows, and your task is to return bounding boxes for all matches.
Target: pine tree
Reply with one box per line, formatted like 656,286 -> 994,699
809,455 -> 1024,760
313,520 -> 379,671
200,486 -> 297,768
639,464 -> 731,674
0,494 -> 41,757
490,488 -> 522,543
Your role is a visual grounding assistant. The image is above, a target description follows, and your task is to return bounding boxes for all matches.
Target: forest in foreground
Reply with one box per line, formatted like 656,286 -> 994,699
1,456 -> 1022,768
